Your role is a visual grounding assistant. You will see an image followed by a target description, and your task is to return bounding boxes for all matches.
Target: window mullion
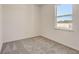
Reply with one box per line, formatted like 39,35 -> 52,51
57,14 -> 72,17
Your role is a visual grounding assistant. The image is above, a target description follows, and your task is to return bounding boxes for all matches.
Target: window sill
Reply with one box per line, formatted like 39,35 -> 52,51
54,28 -> 74,32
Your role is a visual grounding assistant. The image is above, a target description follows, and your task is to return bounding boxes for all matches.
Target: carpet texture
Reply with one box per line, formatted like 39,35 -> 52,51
1,36 -> 79,54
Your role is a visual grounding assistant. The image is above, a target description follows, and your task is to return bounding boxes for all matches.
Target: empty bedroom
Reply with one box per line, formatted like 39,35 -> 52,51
0,4 -> 79,54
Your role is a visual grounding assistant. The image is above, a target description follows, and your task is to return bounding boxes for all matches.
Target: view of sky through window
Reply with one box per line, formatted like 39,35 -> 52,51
57,4 -> 72,22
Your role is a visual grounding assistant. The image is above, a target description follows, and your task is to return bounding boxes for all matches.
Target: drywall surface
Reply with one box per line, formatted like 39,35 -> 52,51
0,5 -> 2,52
41,5 -> 79,50
2,4 -> 79,50
3,5 -> 40,42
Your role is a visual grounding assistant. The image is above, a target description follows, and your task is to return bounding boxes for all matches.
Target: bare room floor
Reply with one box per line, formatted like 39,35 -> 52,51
1,36 -> 79,54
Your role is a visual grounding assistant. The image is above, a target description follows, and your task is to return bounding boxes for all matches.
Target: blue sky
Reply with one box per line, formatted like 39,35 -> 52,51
57,4 -> 72,21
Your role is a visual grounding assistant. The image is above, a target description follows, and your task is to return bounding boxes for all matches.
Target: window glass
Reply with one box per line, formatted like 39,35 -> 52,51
56,4 -> 72,30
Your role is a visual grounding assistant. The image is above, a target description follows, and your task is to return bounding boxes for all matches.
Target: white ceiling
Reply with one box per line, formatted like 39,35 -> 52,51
35,4 -> 46,7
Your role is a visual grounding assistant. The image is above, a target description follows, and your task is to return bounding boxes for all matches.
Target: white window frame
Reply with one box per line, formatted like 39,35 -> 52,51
54,4 -> 74,32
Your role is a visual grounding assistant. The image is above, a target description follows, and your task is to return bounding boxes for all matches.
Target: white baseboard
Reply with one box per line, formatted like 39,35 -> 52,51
2,34 -> 79,51
41,35 -> 79,51
3,35 -> 40,43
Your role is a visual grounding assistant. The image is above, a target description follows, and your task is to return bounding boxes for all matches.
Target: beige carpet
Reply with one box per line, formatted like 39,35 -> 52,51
1,36 -> 79,54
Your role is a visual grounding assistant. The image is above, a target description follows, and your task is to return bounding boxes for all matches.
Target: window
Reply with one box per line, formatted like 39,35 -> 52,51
55,4 -> 72,30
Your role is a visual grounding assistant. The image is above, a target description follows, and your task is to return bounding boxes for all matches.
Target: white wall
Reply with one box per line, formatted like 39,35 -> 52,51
3,5 -> 40,42
2,4 -> 79,50
41,5 -> 79,50
0,5 -> 3,52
